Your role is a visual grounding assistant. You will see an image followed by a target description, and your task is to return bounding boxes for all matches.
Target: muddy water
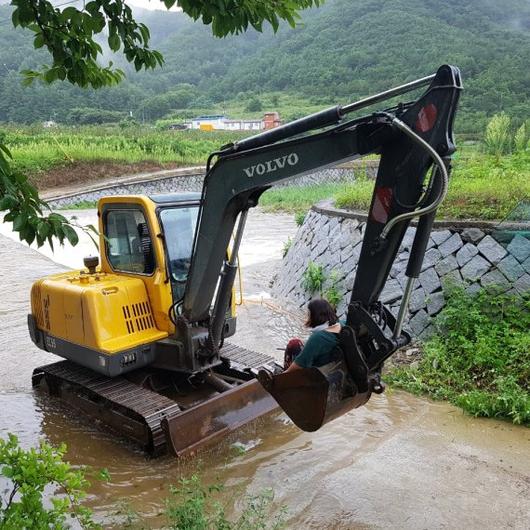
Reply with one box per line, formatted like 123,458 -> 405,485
1,209 -> 529,529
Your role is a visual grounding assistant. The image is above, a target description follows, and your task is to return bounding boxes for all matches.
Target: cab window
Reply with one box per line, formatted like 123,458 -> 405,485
159,206 -> 199,300
105,209 -> 155,274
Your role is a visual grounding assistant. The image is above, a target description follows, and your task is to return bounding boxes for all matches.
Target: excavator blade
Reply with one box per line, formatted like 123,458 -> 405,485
257,361 -> 371,431
161,379 -> 277,457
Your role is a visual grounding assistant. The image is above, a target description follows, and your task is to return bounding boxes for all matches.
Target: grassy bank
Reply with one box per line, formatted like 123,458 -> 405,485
335,148 -> 530,221
259,147 -> 530,222
387,288 -> 530,425
0,125 -> 245,176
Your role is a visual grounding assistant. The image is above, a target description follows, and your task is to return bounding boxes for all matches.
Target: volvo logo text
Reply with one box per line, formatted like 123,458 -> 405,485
243,153 -> 299,178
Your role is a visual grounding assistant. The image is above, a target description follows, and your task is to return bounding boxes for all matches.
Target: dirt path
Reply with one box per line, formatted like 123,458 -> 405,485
0,211 -> 529,529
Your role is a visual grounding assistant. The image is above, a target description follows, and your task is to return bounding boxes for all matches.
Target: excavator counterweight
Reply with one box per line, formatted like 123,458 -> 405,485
29,65 -> 462,454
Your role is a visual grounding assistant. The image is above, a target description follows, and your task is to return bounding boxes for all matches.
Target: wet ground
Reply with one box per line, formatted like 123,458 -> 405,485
1,209 -> 529,529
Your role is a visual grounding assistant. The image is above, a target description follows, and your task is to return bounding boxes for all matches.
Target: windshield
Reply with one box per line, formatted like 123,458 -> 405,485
159,206 -> 199,301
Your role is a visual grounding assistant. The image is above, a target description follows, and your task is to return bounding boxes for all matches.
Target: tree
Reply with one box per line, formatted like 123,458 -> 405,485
1,0 -> 322,246
245,96 -> 263,112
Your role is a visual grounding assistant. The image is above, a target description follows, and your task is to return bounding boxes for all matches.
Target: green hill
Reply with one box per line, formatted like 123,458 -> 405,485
0,0 -> 528,132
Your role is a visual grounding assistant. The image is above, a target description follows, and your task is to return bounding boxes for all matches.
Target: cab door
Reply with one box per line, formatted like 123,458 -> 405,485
98,197 -> 174,333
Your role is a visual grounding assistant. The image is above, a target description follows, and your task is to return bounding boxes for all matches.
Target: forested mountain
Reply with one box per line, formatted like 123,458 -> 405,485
0,0 -> 528,131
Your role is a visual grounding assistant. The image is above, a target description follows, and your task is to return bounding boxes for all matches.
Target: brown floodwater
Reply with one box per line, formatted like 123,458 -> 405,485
1,209 -> 529,529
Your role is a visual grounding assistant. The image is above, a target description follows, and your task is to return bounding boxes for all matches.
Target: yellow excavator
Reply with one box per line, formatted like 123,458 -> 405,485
28,65 -> 462,456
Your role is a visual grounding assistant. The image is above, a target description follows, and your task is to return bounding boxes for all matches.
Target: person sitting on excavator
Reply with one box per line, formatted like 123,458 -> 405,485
284,299 -> 343,372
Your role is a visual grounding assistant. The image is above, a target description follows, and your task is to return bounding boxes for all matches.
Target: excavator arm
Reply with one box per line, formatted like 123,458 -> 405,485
181,65 -> 461,361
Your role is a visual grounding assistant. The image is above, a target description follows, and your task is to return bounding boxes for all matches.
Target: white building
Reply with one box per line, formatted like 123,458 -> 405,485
224,119 -> 262,131
190,115 -> 228,130
188,115 -> 266,132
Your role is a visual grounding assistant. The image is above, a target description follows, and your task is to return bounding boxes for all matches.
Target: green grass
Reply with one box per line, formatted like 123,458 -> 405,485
260,147 -> 530,221
260,183 -> 350,214
0,125 -> 247,175
387,287 -> 530,425
336,148 -> 530,221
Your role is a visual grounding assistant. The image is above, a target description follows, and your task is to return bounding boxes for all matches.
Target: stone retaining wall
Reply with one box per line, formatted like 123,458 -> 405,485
273,202 -> 530,338
47,164 -> 373,209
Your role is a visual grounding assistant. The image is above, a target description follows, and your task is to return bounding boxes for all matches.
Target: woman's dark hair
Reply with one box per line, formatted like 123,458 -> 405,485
305,298 -> 338,328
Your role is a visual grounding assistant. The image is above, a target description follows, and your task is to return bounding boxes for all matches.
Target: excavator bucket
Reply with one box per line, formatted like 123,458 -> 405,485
257,361 -> 371,431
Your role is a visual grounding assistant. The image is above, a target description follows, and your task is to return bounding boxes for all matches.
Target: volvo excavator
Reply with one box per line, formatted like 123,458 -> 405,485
28,65 -> 462,456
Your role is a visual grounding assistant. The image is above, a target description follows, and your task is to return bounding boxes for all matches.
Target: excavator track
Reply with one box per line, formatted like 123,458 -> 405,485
33,343 -> 279,456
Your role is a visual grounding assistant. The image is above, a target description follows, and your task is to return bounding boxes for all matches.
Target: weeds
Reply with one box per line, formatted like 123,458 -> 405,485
336,148 -> 530,221
294,212 -> 305,226
282,237 -> 292,258
165,474 -> 286,530
302,261 -> 325,295
387,287 -> 530,425
62,200 -> 98,210
323,270 -> 342,309
260,184 -> 344,215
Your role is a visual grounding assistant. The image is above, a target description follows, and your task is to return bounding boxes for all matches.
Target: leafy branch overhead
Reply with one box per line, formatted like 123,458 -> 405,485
11,0 -> 322,89
2,0 -> 321,247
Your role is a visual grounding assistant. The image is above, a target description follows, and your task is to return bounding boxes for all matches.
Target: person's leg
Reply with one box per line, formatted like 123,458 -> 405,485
284,338 -> 304,370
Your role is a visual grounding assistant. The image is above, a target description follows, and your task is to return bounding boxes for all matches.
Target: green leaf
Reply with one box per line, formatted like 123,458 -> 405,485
63,224 -> 79,246
13,214 -> 27,231
108,33 -> 120,52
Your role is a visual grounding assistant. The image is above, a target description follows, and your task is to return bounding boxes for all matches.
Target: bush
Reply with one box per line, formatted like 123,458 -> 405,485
0,434 -> 97,529
514,123 -> 528,153
302,261 -> 325,295
387,287 -> 530,424
484,113 -> 512,156
165,474 -> 286,530
245,97 -> 263,113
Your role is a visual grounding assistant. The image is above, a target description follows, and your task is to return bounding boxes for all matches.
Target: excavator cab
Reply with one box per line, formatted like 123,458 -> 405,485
29,65 -> 462,454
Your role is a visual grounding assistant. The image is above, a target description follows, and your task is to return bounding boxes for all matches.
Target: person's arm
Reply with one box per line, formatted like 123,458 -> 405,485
286,360 -> 303,372
285,334 -> 319,371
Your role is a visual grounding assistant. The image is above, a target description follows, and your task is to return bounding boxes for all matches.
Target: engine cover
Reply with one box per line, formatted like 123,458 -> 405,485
29,270 -> 168,376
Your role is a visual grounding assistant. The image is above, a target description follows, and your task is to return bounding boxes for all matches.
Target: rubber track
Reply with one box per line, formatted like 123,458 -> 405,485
34,360 -> 181,453
34,342 -> 276,454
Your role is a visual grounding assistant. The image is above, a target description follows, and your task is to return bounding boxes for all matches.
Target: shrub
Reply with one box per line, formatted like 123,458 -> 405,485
387,287 -> 530,424
514,123 -> 528,153
0,434 -> 97,529
302,261 -> 325,295
484,113 -> 512,156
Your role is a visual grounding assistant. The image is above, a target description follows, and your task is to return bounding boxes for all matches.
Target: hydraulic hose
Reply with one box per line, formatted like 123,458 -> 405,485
378,115 -> 449,240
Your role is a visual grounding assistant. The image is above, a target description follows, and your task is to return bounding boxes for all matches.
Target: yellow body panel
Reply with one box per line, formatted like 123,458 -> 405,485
31,270 -> 168,354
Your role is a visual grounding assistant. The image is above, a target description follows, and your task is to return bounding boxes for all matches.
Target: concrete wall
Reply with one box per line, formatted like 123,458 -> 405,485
47,163 -> 376,209
272,202 -> 530,339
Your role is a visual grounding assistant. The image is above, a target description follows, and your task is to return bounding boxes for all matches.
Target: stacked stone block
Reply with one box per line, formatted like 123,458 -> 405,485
273,208 -> 530,339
